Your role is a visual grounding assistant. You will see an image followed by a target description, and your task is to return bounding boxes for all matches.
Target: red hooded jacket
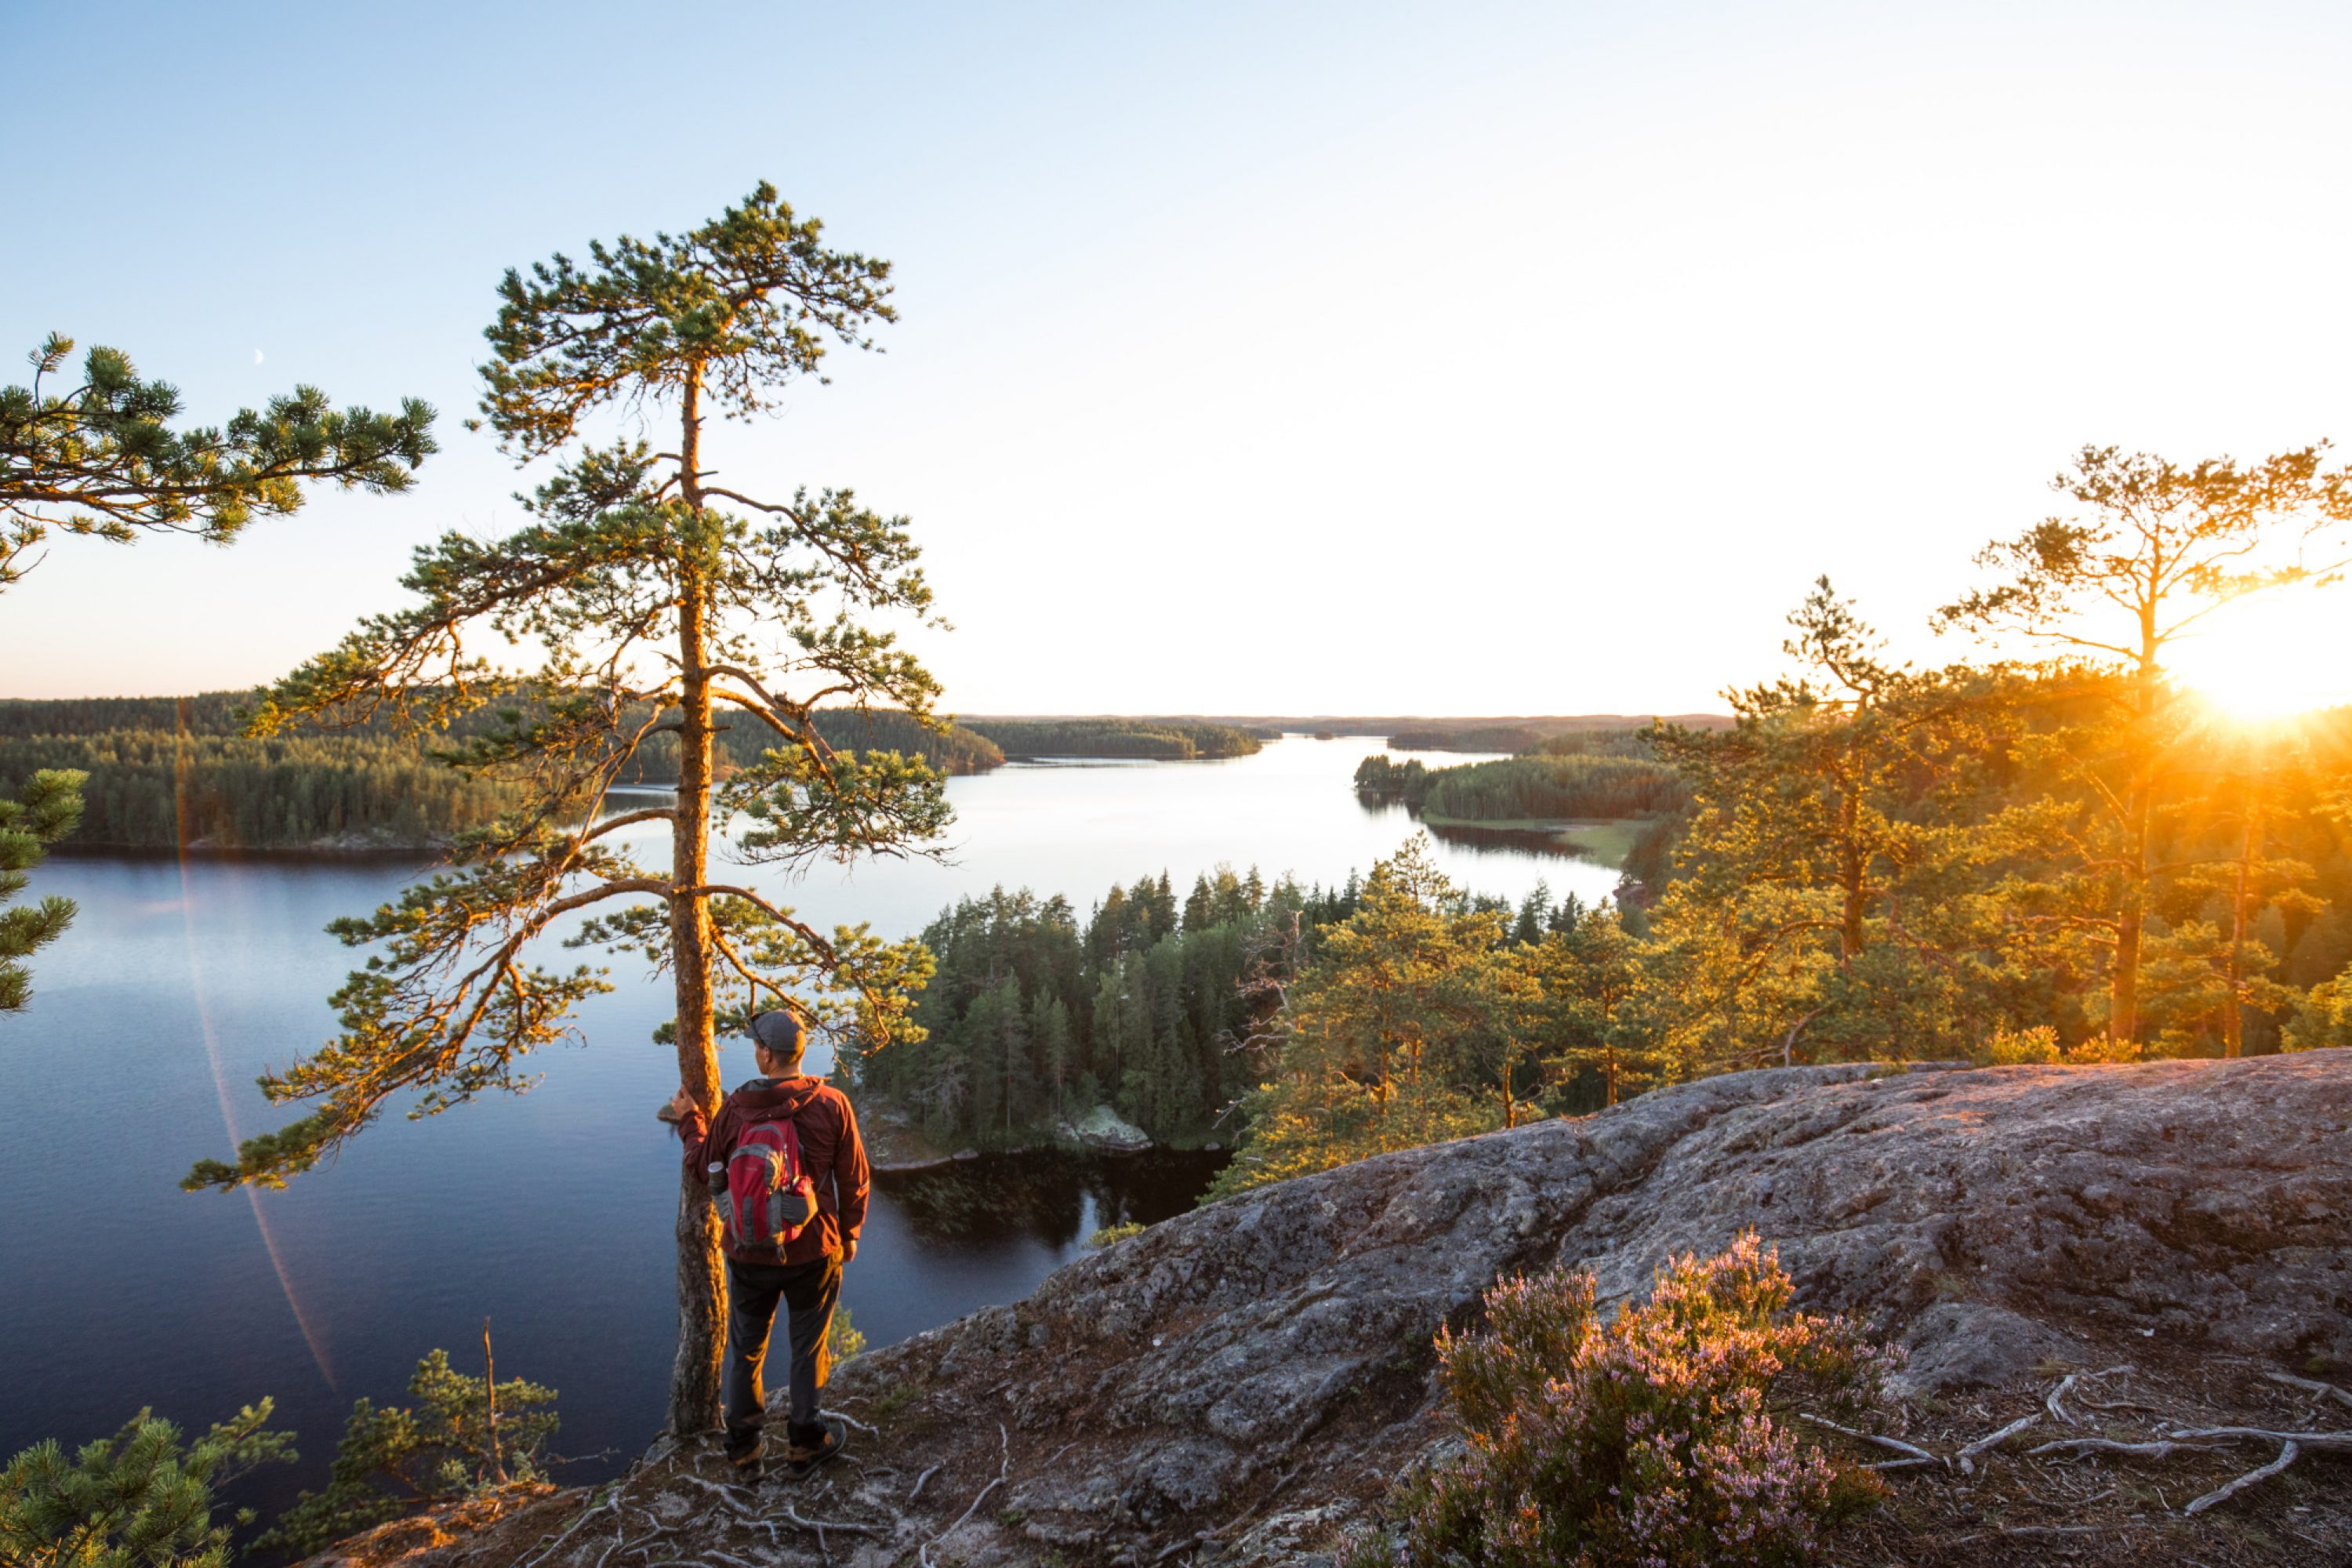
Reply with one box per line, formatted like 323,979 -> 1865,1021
679,1076 -> 869,1267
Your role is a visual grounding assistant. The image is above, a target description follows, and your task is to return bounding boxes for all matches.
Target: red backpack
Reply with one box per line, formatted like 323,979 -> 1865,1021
723,1116 -> 819,1256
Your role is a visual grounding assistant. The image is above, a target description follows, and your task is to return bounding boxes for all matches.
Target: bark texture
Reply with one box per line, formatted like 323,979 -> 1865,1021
665,371 -> 726,1436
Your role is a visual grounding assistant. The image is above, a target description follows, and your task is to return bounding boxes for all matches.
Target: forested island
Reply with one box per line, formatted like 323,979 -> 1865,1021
959,717 -> 1270,760
1356,728 -> 1690,887
1381,713 -> 1732,752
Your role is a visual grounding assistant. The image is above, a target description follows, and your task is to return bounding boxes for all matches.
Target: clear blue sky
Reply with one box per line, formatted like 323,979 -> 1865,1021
9,0 -> 2352,713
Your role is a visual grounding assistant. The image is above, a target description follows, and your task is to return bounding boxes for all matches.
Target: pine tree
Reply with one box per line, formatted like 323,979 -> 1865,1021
964,982 -> 1007,1143
1087,885 -> 1131,973
1032,990 -> 1074,1117
1940,444 -> 2352,1048
1642,580 -> 2005,1069
2286,909 -> 2352,987
1,339 -> 434,1007
993,975 -> 1031,1140
1091,962 -> 1131,1095
180,185 -> 946,1435
1517,905 -> 1653,1109
2140,731 -> 2321,1056
1212,837 -> 1512,1195
254,1348 -> 560,1558
1,1402 -> 292,1568
0,769 -> 85,1014
2,333 -> 435,591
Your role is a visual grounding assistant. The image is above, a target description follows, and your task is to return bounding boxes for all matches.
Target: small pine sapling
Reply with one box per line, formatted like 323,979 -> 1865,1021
255,1349 -> 559,1558
0,1401 -> 293,1568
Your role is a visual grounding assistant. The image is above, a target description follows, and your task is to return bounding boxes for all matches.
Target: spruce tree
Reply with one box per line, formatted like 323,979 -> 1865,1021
182,185 -> 947,1435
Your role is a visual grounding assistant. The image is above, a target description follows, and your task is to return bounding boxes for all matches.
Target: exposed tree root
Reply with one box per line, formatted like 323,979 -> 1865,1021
2160,1425 -> 2352,1451
2044,1366 -> 2131,1427
2028,1437 -> 2229,1460
1955,1412 -> 2041,1474
2183,1440 -> 2302,1516
2263,1371 -> 2352,1413
918,1423 -> 1009,1568
1799,1412 -> 1936,1469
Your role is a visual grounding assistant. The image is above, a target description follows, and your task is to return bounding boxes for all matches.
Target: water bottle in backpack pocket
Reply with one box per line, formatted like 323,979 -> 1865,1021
721,1118 -> 819,1255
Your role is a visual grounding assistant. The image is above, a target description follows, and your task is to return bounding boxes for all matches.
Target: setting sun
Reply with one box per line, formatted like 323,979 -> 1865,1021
2169,584 -> 2352,720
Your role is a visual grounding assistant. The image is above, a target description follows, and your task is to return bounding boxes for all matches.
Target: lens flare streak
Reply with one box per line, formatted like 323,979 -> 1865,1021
176,778 -> 337,1391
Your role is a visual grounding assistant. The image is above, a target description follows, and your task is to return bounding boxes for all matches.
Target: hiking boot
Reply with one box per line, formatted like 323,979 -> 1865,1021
722,1431 -> 764,1473
782,1417 -> 843,1476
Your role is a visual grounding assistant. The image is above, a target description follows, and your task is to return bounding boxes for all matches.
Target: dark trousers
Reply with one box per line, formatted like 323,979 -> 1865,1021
722,1254 -> 841,1443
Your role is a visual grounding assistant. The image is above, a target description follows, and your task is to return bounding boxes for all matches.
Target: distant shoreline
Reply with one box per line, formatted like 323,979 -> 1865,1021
47,840 -> 444,863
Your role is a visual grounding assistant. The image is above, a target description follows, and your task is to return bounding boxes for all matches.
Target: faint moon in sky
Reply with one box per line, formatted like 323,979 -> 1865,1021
252,348 -> 264,364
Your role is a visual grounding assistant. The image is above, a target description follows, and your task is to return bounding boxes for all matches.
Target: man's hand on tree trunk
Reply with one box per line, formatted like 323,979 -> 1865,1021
669,1087 -> 698,1122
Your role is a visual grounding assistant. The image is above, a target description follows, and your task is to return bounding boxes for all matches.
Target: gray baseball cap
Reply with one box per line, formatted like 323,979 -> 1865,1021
750,1007 -> 806,1062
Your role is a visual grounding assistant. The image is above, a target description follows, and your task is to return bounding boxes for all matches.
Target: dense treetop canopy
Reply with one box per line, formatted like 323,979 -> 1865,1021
474,181 -> 895,458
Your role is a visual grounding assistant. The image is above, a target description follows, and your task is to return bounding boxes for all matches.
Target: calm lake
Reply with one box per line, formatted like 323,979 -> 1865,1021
0,736 -> 1613,1515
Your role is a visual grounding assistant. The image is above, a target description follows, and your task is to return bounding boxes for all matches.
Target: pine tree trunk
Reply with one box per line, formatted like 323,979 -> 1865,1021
2110,887 -> 2143,1051
1837,774 -> 1866,964
666,372 -> 726,1436
2108,619 -> 2161,1053
2224,793 -> 2259,1059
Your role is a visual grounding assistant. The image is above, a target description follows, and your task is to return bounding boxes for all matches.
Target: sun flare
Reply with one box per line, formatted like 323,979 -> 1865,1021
2169,586 -> 2352,722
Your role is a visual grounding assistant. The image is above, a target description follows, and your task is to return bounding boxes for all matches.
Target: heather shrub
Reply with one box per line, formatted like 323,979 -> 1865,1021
1348,1235 -> 1896,1568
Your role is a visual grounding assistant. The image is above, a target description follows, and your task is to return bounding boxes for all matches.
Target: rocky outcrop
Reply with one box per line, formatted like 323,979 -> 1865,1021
1054,1104 -> 1152,1154
397,1058 -> 2352,1568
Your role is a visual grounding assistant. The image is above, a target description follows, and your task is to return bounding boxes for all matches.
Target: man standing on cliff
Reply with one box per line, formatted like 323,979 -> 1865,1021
671,1007 -> 868,1475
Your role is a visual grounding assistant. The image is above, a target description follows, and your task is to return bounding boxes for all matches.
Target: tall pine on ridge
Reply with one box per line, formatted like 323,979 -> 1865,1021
183,184 -> 947,1434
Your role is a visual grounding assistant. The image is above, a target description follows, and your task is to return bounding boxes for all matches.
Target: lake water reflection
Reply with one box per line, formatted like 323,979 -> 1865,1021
0,736 -> 1613,1513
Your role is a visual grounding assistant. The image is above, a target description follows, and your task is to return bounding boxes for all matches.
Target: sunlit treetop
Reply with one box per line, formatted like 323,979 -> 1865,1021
474,180 -> 896,458
1939,442 -> 2352,668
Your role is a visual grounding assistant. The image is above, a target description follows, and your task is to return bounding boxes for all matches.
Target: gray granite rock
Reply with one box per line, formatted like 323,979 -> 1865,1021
395,1057 -> 2352,1568
839,1057 -> 2349,1564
